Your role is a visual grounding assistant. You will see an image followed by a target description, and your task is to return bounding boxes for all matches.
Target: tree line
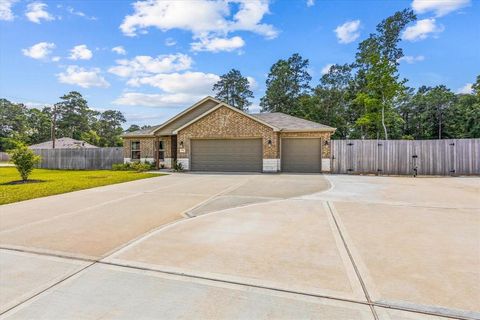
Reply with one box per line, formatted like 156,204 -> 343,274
0,91 -> 126,151
212,9 -> 480,140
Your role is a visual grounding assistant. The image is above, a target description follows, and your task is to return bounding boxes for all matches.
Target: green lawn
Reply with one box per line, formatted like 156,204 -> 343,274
0,167 -> 160,205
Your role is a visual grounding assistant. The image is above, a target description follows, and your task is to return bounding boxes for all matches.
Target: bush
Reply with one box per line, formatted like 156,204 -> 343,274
8,144 -> 41,181
173,160 -> 184,172
112,163 -> 130,171
112,161 -> 154,172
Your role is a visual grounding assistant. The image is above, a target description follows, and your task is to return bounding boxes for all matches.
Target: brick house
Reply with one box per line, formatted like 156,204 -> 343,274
122,96 -> 335,173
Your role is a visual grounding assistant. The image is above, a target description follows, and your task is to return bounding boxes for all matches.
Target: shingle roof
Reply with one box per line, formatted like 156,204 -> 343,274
122,125 -> 162,137
29,138 -> 98,149
251,112 -> 335,132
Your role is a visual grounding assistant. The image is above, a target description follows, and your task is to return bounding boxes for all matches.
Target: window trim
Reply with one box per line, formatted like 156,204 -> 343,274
131,141 -> 141,160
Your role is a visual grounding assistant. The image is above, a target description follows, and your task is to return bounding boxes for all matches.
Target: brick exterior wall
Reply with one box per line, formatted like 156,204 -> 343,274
177,106 -> 279,159
123,136 -> 175,161
280,131 -> 332,158
123,137 -> 155,159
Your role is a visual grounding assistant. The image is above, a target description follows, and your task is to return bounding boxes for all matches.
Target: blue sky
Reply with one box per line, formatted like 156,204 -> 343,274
1,0 -> 479,127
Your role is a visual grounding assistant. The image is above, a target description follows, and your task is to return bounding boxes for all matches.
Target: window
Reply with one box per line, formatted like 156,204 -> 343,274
158,140 -> 165,161
131,141 -> 140,160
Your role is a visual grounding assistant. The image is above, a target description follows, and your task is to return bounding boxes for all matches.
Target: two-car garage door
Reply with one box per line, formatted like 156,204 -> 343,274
190,138 -> 322,173
191,139 -> 262,172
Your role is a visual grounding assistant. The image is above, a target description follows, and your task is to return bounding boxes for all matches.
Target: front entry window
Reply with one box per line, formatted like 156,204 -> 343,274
131,141 -> 140,160
158,140 -> 165,161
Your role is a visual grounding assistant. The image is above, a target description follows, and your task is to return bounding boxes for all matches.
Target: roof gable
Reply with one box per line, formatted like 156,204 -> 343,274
122,96 -> 222,137
172,103 -> 280,134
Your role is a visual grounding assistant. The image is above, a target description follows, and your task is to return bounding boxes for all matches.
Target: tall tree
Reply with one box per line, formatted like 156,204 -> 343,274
94,110 -> 126,146
26,107 -> 51,144
213,69 -> 253,112
54,91 -> 97,140
299,64 -> 354,138
260,53 -> 311,114
354,9 -> 416,139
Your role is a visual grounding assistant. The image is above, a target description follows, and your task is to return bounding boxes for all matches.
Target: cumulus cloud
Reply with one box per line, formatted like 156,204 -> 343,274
69,44 -> 93,60
398,55 -> 425,64
113,71 -> 220,108
25,2 -> 54,23
119,0 -> 277,52
127,72 -> 219,93
457,83 -> 473,94
108,54 -> 193,78
113,92 -> 207,107
412,0 -> 470,17
306,0 -> 315,7
402,18 -> 444,41
191,36 -> 245,52
112,46 -> 127,55
57,66 -> 110,88
22,42 -> 55,60
334,20 -> 361,44
321,64 -> 334,75
0,0 -> 17,21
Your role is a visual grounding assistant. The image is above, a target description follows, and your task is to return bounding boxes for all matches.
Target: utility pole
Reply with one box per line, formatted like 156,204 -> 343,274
51,104 -> 57,149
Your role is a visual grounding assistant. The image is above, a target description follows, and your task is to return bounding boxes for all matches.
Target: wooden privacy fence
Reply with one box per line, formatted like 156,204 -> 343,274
0,152 -> 9,162
331,139 -> 480,176
33,147 -> 124,170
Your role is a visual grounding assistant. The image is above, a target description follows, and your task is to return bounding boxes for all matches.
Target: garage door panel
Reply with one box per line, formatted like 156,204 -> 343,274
191,139 -> 262,172
282,138 -> 322,173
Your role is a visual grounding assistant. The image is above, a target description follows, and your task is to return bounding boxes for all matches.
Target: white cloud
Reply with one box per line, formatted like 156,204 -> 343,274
457,83 -> 473,94
120,0 -> 278,51
191,36 -> 245,52
321,64 -> 333,75
109,54 -> 193,78
114,71 -> 219,108
66,6 -> 97,20
25,2 -> 54,23
412,0 -> 470,17
165,37 -> 176,46
57,66 -> 110,88
51,56 -> 61,62
0,0 -> 17,21
402,18 -> 444,41
22,42 -> 55,60
334,20 -> 361,44
127,72 -> 219,94
398,55 -> 425,64
69,44 -> 93,60
247,76 -> 257,90
306,0 -> 315,7
112,46 -> 127,55
114,92 -> 206,107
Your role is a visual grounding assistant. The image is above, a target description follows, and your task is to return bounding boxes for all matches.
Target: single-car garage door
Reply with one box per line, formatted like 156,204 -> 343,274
281,138 -> 322,173
191,139 -> 262,172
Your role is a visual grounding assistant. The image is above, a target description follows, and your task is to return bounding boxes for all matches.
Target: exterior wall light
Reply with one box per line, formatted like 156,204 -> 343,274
268,139 -> 272,147
179,141 -> 184,148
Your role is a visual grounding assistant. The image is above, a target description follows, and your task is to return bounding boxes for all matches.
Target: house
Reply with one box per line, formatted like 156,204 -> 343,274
29,137 -> 98,149
122,96 -> 335,173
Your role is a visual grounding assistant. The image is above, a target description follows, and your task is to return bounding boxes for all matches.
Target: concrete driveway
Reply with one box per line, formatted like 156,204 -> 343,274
0,173 -> 478,319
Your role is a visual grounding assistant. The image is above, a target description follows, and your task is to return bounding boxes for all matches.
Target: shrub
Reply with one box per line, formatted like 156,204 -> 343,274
112,163 -> 130,171
173,160 -> 184,172
8,144 -> 41,181
130,161 -> 152,172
